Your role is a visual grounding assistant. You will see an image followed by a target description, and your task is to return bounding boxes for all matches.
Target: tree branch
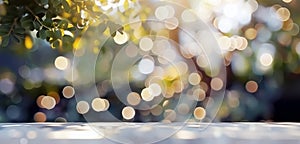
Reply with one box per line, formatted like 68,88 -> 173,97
25,6 -> 51,30
7,17 -> 18,36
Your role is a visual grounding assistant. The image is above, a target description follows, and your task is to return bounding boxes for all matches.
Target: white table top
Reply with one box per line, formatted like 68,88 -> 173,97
1,122 -> 300,144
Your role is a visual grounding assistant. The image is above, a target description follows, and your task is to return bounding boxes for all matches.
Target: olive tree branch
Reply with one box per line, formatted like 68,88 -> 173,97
25,6 -> 52,30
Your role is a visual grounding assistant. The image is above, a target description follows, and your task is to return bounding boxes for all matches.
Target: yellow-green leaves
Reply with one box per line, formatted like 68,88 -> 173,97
0,0 -> 126,50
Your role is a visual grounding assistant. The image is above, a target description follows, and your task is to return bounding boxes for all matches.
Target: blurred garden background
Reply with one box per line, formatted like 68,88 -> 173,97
0,0 -> 300,122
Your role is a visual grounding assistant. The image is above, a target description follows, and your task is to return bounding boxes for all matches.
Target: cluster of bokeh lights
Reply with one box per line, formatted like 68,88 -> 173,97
0,0 -> 299,123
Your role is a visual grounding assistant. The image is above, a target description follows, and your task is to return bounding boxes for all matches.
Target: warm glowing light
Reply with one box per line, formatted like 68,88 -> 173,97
194,107 -> 206,120
36,95 -> 45,108
210,77 -> 223,91
165,5 -> 175,18
41,96 -> 56,110
155,6 -> 169,20
91,98 -> 109,112
141,88 -> 154,101
200,81 -> 209,92
245,28 -> 257,40
73,37 -> 81,50
218,36 -> 231,51
245,81 -> 258,93
196,55 -> 208,68
139,37 -> 153,51
48,91 -> 60,104
164,87 -> 175,98
236,37 -> 248,51
34,112 -> 46,122
181,9 -> 196,22
276,7 -> 290,21
127,92 -> 141,106
164,109 -> 176,121
164,66 -> 180,81
164,17 -> 179,30
76,101 -> 90,114
54,56 -> 69,70
80,10 -> 88,19
282,0 -> 293,3
122,106 -> 135,120
193,88 -> 206,101
24,36 -> 33,49
176,62 -> 188,75
230,36 -> 246,50
162,100 -> 169,107
149,83 -> 162,97
188,73 -> 201,86
295,42 -> 300,56
259,53 -> 273,66
113,31 -> 129,45
282,19 -> 294,31
153,39 -> 171,55
62,86 -> 75,99
150,105 -> 163,116
173,80 -> 184,93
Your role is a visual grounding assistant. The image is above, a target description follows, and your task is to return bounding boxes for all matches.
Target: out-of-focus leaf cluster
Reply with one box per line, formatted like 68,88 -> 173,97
0,0 -> 126,51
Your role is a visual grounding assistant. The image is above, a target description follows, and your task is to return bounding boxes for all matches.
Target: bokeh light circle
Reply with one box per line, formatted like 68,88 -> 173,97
72,1 -> 226,143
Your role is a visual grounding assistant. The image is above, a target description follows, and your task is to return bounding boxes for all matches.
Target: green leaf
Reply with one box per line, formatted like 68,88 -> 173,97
1,15 -> 15,23
52,0 -> 62,7
37,29 -> 47,39
62,35 -> 74,50
46,30 -> 54,38
0,25 -> 9,36
14,27 -> 25,35
54,29 -> 62,39
21,20 -> 33,29
61,0 -> 71,12
67,27 -> 76,31
20,15 -> 34,30
58,20 -> 68,29
33,6 -> 46,15
62,35 -> 74,42
40,0 -> 48,5
20,15 -> 32,23
43,18 -> 52,27
33,21 -> 41,30
52,39 -> 60,48
1,35 -> 10,47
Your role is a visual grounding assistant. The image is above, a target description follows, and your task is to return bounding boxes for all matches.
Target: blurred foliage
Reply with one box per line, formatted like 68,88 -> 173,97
0,0 -> 126,51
